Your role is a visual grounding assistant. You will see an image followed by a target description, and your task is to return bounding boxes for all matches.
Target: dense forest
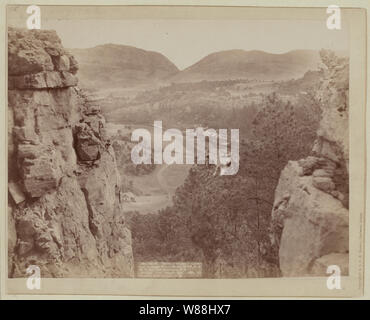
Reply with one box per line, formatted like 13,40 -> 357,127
126,83 -> 322,278
104,50 -> 351,279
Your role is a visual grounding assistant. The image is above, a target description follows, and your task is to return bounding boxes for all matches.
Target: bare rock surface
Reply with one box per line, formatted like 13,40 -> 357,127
8,27 -> 133,278
272,162 -> 348,276
310,253 -> 349,276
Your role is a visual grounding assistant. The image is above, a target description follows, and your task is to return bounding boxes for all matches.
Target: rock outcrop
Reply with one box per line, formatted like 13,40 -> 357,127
8,27 -> 133,277
271,50 -> 349,277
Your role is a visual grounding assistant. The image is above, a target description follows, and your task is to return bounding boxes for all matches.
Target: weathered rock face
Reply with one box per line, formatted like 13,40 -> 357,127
8,27 -> 133,277
271,50 -> 349,277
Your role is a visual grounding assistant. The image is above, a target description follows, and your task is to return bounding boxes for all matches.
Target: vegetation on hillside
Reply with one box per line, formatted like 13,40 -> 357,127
119,51 -> 346,278
127,88 -> 321,278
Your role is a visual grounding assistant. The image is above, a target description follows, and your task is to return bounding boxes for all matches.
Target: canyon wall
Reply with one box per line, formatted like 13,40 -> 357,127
271,50 -> 349,276
8,27 -> 133,277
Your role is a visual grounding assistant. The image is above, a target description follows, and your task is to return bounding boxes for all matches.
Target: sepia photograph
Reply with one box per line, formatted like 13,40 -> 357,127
2,2 -> 368,298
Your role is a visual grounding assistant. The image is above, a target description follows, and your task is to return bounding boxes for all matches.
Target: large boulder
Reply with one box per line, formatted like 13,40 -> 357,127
271,161 -> 348,276
74,123 -> 102,161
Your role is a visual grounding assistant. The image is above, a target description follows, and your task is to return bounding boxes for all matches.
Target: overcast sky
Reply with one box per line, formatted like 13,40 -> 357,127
8,6 -> 349,70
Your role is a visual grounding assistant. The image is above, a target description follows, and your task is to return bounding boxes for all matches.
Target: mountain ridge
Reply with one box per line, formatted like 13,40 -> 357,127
172,49 -> 322,82
70,44 -> 332,88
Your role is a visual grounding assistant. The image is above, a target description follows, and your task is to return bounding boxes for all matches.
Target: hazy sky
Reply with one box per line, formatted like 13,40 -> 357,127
8,7 -> 349,70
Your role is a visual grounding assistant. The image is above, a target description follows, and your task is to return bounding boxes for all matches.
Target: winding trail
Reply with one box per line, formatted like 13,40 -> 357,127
123,163 -> 190,214
156,164 -> 171,194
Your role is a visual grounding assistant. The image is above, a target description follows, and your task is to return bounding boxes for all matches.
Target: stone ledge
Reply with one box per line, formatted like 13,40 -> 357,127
9,71 -> 78,90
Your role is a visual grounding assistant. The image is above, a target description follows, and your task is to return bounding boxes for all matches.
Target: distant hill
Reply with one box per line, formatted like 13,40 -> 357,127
70,46 -> 326,89
70,44 -> 179,89
171,49 -> 322,82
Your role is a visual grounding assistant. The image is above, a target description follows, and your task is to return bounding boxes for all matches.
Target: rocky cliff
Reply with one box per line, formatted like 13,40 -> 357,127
8,27 -> 133,278
271,50 -> 349,276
